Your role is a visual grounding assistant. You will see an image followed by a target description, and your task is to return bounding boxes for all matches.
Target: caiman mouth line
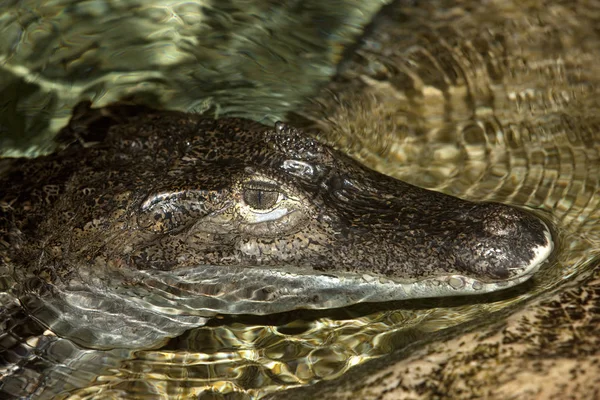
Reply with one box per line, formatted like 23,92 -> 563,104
118,221 -> 554,317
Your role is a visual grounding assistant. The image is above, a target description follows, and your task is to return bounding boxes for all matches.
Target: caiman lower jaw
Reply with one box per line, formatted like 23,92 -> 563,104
32,221 -> 552,352
111,223 -> 553,317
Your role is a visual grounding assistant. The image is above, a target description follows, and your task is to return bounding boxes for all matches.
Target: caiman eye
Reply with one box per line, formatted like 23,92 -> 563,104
242,181 -> 282,210
235,178 -> 308,236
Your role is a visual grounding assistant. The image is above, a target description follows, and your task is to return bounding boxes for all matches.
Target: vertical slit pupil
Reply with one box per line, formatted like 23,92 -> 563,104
244,188 -> 279,209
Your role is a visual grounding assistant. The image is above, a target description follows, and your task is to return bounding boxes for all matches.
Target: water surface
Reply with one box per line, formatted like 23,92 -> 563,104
1,0 -> 599,399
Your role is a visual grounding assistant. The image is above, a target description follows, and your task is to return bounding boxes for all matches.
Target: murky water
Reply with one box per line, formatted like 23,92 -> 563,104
1,0 -> 600,399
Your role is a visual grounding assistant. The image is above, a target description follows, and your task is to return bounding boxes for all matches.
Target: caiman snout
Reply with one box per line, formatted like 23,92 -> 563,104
449,202 -> 553,282
319,165 -> 554,295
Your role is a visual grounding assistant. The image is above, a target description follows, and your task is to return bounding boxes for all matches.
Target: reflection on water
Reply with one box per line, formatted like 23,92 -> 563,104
1,0 -> 600,399
0,0 -> 386,157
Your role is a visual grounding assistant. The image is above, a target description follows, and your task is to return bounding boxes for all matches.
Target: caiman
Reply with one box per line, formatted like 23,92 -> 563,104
0,101 -> 552,354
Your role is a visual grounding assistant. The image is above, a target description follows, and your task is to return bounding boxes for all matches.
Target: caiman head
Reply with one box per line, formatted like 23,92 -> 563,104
128,120 -> 553,287
4,104 -> 554,348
